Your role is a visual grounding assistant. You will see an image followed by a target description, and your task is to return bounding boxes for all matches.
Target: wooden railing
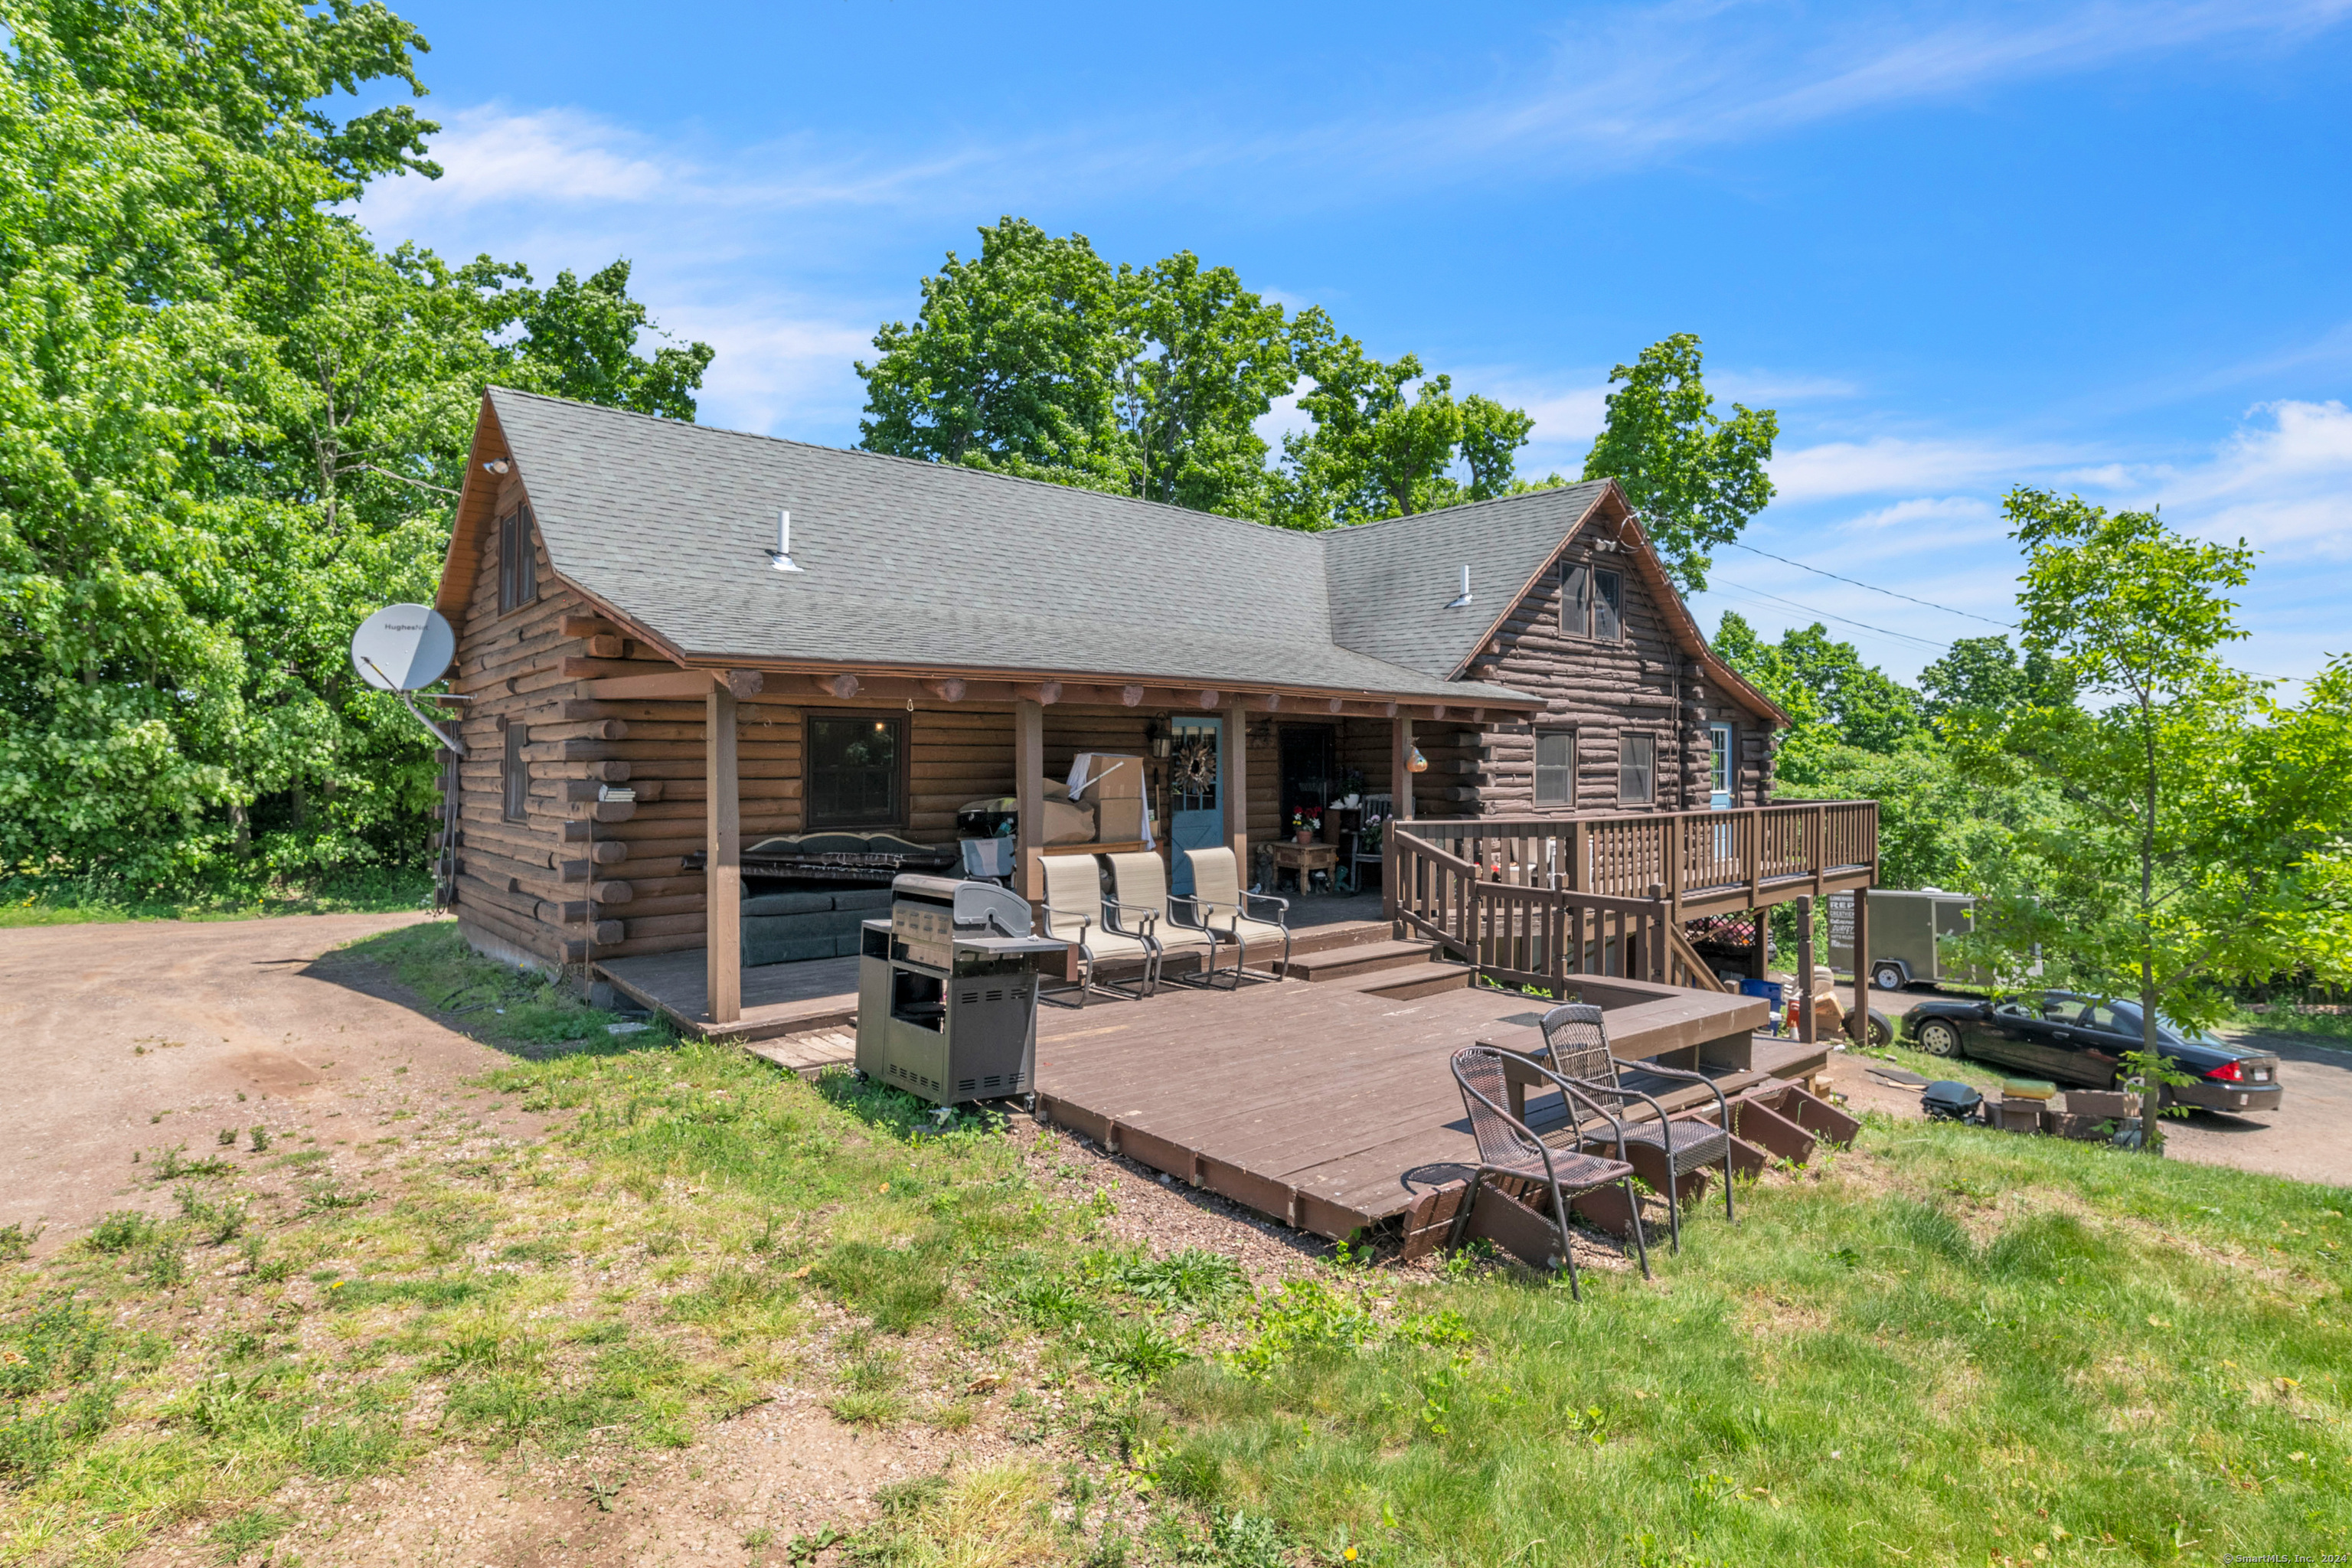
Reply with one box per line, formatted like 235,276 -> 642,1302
1388,830 -> 1673,988
1388,802 -> 1877,908
1383,802 -> 1877,994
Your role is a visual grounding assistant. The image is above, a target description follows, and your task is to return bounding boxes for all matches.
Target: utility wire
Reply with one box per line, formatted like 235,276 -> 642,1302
1709,580 -> 1956,654
1720,539 -> 2017,629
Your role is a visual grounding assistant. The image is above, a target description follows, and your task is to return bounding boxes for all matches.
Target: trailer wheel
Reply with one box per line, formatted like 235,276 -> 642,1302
1871,961 -> 1908,992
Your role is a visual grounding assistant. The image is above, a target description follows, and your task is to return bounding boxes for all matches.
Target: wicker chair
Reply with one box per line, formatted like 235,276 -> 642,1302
1103,851 -> 1224,988
1172,845 -> 1290,985
1449,1046 -> 1651,1298
1537,1003 -> 1736,1254
1039,854 -> 1157,1002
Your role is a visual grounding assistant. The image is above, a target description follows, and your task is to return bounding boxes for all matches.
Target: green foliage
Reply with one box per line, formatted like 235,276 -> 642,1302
1272,318 -> 1540,525
1948,492 -> 2352,1064
0,0 -> 710,896
858,216 -> 1553,529
1581,332 -> 1778,592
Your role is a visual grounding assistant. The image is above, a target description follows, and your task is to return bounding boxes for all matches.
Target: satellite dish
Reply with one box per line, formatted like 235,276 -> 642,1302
351,603 -> 456,693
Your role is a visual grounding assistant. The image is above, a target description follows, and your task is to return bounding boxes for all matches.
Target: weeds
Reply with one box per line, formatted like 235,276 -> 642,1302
0,1222 -> 42,1261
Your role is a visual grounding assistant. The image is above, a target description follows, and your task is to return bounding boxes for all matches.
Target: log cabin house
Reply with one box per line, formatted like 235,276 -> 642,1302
431,389 -> 1881,1038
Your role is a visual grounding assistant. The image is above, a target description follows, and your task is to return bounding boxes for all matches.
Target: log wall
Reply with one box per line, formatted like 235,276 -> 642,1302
1453,525 -> 1777,817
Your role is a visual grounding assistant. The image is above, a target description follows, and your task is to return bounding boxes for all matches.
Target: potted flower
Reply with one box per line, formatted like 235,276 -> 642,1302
1291,806 -> 1321,845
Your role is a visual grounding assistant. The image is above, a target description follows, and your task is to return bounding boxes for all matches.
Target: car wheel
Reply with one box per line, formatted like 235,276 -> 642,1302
1916,1018 -> 1964,1057
1872,962 -> 1906,992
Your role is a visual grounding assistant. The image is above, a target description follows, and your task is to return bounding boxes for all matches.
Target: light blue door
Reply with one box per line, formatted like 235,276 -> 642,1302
1707,724 -> 1736,872
1168,716 -> 1223,897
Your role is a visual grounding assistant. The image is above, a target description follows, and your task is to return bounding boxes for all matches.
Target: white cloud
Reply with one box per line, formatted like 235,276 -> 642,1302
1841,495 -> 2001,532
2128,399 -> 2352,557
1767,434 -> 2063,502
1390,0 -> 2352,175
358,107 -> 680,230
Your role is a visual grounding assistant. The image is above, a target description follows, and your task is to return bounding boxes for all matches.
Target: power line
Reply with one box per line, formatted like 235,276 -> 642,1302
1720,539 -> 2017,629
1710,580 -> 1957,654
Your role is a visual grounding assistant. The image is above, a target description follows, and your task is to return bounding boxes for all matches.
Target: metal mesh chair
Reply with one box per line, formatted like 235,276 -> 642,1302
1449,1045 -> 1651,1298
1104,851 -> 1224,988
1538,1003 -> 1736,1253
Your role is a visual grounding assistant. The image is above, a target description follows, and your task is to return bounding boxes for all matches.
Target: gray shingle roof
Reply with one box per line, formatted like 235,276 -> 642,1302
1322,481 -> 1611,678
481,390 -> 1612,704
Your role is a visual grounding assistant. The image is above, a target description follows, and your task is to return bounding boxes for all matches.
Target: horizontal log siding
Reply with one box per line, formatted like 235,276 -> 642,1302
448,492 -> 603,963
1459,526 -> 1776,816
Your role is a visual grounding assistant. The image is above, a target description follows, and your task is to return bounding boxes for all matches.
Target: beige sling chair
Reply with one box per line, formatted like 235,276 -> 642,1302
1038,854 -> 1156,1003
1102,851 -> 1225,988
1173,845 -> 1291,986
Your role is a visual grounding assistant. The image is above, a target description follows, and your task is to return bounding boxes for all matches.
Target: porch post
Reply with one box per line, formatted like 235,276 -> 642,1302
1221,701 -> 1247,874
1391,714 -> 1415,822
1851,887 -> 1873,1047
1015,698 -> 1044,906
705,679 -> 741,1026
1796,893 -> 1818,1044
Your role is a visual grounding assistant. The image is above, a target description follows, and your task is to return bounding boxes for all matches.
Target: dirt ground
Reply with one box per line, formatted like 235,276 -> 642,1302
1824,984 -> 2352,1188
8,914 -> 2347,1565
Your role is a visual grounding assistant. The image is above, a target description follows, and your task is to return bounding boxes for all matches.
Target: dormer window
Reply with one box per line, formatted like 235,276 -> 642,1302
1561,563 -> 1623,642
498,505 -> 538,616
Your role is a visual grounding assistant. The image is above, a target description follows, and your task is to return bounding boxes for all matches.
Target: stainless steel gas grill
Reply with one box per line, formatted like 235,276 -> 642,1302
855,874 -> 1067,1106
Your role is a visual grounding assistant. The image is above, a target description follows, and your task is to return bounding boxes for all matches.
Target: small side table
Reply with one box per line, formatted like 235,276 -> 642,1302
1269,840 -> 1340,895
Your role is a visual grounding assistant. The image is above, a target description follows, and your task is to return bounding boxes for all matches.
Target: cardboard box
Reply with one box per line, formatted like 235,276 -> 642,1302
1074,754 -> 1144,802
1094,797 -> 1146,843
2061,1089 -> 2135,1119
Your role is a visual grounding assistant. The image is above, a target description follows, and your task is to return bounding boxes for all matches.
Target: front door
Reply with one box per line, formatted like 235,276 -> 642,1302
1168,716 -> 1223,897
1707,723 -> 1736,869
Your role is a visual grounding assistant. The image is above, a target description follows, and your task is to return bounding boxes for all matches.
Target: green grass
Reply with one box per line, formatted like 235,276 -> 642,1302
2222,1003 -> 2352,1053
5,923 -> 2348,1566
0,866 -> 431,927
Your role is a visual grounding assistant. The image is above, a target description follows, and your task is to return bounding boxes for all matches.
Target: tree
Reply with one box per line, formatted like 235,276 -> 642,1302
1949,491 -> 2352,1149
0,0 -> 711,893
1116,249 -> 1296,518
1581,333 -> 1776,593
1272,316 -> 1537,528
1918,633 -> 2072,723
855,218 -> 1132,493
1711,613 -> 1919,763
856,217 -> 1544,528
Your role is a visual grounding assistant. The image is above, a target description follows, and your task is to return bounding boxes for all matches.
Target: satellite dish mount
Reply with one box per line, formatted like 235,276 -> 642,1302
350,603 -> 466,754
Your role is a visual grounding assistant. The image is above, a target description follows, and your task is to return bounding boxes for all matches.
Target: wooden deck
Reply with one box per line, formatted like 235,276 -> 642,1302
598,895 -> 1397,1042
1030,971 -> 1824,1240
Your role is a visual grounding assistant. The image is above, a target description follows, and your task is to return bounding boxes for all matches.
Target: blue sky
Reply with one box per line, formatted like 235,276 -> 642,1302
351,0 -> 2352,689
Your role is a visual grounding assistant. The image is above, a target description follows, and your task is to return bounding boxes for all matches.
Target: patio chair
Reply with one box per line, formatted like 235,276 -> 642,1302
1173,845 -> 1290,985
1449,1045 -> 1651,1298
1538,1003 -> 1736,1254
1039,854 -> 1156,1003
1102,851 -> 1226,988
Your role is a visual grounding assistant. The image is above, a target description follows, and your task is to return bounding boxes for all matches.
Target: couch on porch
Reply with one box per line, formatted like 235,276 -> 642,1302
740,886 -> 893,965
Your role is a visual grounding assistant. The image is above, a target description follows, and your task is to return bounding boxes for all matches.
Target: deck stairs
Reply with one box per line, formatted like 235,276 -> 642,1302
1285,937 -> 1475,1000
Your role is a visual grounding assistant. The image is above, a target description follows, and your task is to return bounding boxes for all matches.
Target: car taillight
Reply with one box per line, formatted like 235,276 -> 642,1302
2206,1060 -> 2243,1083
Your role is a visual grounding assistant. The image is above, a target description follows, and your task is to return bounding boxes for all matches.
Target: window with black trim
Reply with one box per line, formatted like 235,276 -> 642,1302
501,722 -> 529,822
1560,562 -> 1624,641
498,506 -> 538,616
807,714 -> 906,829
1618,732 -> 1655,804
1534,730 -> 1576,805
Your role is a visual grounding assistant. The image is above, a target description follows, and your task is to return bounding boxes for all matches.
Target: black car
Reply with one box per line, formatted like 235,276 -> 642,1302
1903,991 -> 2282,1113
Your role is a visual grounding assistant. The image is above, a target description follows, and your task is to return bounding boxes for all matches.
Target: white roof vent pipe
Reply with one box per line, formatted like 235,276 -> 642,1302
1446,564 -> 1472,609
766,508 -> 803,573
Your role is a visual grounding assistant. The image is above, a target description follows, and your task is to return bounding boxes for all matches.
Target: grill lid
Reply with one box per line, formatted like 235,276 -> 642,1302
891,874 -> 1034,936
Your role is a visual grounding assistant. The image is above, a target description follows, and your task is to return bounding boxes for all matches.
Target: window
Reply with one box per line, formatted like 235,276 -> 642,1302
1559,563 -> 1624,641
1534,730 -> 1576,805
1618,733 -> 1655,804
1592,568 -> 1623,641
501,722 -> 529,822
807,715 -> 905,829
498,506 -> 538,615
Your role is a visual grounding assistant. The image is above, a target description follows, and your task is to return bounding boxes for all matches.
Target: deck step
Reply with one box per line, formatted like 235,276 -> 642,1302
1342,960 -> 1476,1000
1286,939 -> 1434,982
